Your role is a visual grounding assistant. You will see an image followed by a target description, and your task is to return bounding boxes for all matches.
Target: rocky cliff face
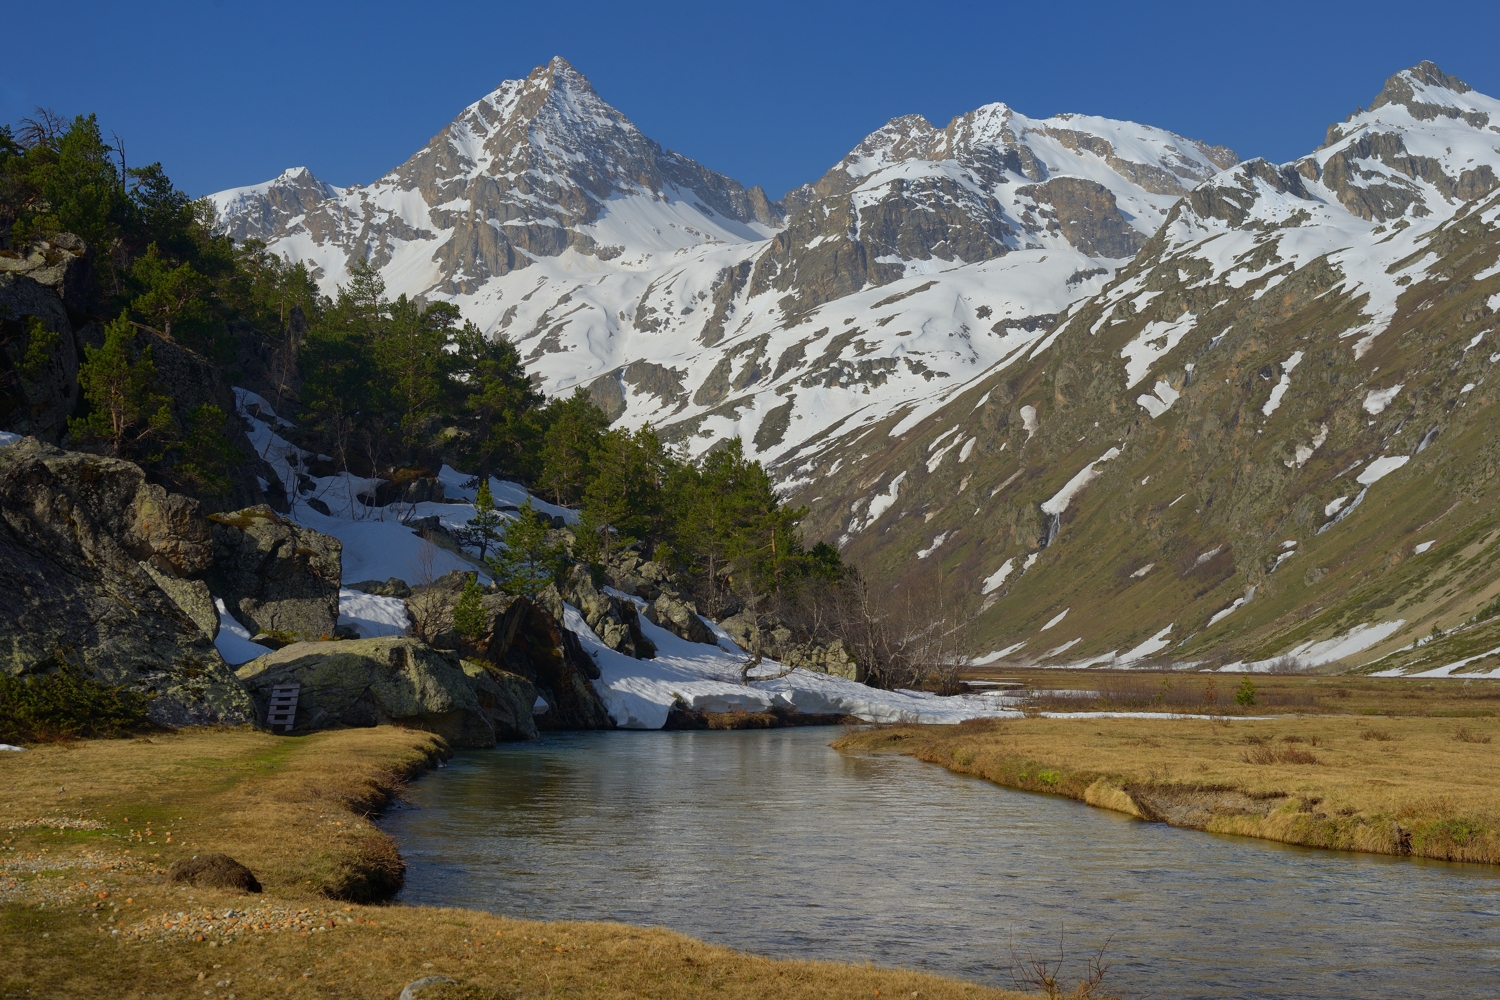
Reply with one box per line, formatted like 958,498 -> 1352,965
0,438 -> 255,725
210,57 -> 781,297
750,103 -> 1234,319
795,63 -> 1500,674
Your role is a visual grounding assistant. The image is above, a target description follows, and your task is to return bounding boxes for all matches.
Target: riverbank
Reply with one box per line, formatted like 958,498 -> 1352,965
1,727 -> 1029,999
836,715 -> 1500,864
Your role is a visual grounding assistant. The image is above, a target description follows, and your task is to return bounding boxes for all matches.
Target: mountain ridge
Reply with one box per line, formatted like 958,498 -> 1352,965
210,57 -> 1237,476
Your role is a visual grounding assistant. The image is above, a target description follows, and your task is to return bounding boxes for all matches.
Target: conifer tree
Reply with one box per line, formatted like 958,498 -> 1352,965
452,575 -> 487,640
488,499 -> 565,597
130,242 -> 211,347
69,315 -> 173,457
466,478 -> 505,562
538,388 -> 609,504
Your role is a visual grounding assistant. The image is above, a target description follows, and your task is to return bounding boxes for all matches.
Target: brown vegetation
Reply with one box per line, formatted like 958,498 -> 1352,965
964,668 -> 1500,717
1,727 -> 1026,999
836,714 -> 1500,864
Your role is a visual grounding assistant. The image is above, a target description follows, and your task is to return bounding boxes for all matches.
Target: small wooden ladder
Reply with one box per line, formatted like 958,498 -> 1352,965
266,683 -> 301,733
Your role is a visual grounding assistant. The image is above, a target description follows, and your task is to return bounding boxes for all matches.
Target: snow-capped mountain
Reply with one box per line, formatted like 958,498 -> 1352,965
210,56 -> 1235,470
797,62 -> 1500,673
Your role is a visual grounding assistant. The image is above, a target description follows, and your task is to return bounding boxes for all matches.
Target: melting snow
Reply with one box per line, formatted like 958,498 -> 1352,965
980,558 -> 1015,594
1020,404 -> 1039,438
916,532 -> 949,559
1040,608 -> 1070,631
214,598 -> 272,666
337,588 -> 410,638
1136,379 -> 1181,418
1120,313 -> 1196,388
1414,540 -> 1436,554
1363,384 -> 1404,415
1356,455 -> 1410,485
1260,350 -> 1304,417
1040,447 -> 1120,515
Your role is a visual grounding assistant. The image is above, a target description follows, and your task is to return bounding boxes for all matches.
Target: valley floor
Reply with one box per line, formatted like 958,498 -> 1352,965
0,728 -> 1025,1000
838,705 -> 1500,865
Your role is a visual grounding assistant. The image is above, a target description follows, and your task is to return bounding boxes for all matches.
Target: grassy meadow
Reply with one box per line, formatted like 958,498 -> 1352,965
837,708 -> 1500,864
0,727 -> 1032,1000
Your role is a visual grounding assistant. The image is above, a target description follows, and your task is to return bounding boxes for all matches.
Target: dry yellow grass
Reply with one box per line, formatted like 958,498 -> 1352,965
1,727 -> 1028,999
836,715 -> 1500,864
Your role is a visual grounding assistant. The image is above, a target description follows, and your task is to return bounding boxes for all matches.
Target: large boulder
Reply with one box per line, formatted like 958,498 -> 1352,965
206,505 -> 342,642
718,611 -> 864,681
460,660 -> 540,741
645,592 -> 716,645
236,637 -> 528,747
601,550 -> 677,601
478,594 -> 613,730
403,572 -> 614,730
0,438 -> 254,725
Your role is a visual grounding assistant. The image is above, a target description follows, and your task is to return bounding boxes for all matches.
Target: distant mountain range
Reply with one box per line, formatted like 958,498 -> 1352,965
213,59 -> 1500,674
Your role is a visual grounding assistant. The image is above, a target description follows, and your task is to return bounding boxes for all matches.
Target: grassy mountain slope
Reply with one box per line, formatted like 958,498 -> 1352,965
796,65 -> 1500,675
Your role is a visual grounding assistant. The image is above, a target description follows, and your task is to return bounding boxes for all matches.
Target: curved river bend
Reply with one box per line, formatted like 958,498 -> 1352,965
384,728 -> 1500,999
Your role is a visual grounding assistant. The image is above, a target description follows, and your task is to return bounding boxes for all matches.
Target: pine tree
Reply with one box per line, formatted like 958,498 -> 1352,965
466,478 -> 505,562
581,426 -> 670,561
130,242 -> 210,345
538,388 -> 609,504
69,315 -> 174,457
452,575 -> 488,640
175,403 -> 237,495
488,499 -> 565,597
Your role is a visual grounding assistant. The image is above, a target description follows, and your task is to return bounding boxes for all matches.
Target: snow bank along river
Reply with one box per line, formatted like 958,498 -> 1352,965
385,728 -> 1500,1000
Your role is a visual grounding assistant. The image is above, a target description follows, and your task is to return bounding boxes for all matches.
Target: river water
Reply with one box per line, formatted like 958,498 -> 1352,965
384,728 -> 1500,999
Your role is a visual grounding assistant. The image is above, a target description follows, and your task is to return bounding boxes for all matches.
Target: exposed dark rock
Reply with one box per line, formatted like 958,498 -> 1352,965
472,594 -> 612,730
404,573 -> 613,730
371,469 -> 444,507
206,505 -> 342,642
0,272 -> 79,443
551,563 -> 655,658
0,438 -> 254,726
1016,177 -> 1145,258
716,612 -> 862,681
347,577 -> 412,598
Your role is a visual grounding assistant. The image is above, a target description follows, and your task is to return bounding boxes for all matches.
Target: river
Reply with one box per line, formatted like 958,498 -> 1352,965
383,727 -> 1500,999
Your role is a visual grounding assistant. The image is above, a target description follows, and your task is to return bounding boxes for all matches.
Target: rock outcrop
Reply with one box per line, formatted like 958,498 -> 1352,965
0,237 -> 88,443
236,637 -> 507,747
717,612 -> 862,680
472,593 -> 613,730
405,572 -> 614,730
549,564 -> 655,658
206,505 -> 342,642
644,593 -> 716,646
0,437 -> 254,725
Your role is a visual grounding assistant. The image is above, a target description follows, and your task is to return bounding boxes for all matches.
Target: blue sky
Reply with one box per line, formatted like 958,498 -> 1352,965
5,1 -> 1498,199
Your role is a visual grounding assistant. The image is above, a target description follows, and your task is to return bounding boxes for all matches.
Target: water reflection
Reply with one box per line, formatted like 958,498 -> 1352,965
384,728 -> 1500,999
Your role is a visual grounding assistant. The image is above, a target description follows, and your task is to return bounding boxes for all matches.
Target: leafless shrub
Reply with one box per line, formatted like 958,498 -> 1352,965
1268,654 -> 1311,674
1455,726 -> 1493,744
1361,728 -> 1397,742
1009,927 -> 1115,999
404,535 -> 448,642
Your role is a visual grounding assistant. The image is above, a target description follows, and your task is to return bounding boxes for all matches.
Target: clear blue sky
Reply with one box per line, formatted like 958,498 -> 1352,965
5,1 -> 1498,200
